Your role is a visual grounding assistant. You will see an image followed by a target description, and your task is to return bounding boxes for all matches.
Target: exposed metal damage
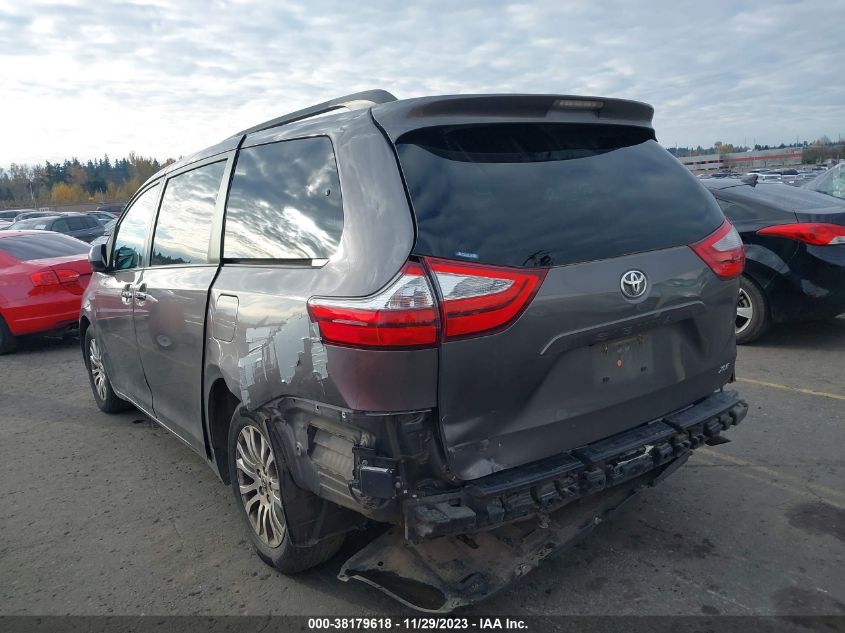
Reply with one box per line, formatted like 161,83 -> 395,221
339,458 -> 687,613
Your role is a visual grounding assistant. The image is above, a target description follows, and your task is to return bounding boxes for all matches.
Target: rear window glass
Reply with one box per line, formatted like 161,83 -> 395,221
223,137 -> 343,261
0,233 -> 88,261
396,124 -> 724,267
9,218 -> 51,230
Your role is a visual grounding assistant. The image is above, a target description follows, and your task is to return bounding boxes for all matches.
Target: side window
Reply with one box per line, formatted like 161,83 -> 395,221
112,183 -> 161,271
223,137 -> 343,260
66,217 -> 85,230
52,218 -> 70,232
151,161 -> 226,266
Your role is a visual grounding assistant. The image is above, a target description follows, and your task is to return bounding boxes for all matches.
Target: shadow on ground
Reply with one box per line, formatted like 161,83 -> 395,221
742,315 -> 845,351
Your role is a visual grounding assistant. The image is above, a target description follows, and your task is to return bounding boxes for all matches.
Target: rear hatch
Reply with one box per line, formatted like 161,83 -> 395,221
392,119 -> 740,480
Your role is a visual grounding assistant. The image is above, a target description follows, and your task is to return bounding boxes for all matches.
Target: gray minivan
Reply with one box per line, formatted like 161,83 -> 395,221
81,91 -> 748,608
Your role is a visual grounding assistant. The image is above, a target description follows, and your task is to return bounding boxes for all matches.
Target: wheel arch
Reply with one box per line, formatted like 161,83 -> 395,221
205,369 -> 241,484
79,315 -> 91,355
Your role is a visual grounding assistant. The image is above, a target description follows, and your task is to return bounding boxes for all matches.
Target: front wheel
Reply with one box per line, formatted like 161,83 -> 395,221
736,276 -> 770,345
84,329 -> 131,413
227,410 -> 344,573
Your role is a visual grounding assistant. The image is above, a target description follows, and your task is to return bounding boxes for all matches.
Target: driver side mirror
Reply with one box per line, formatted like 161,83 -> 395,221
88,242 -> 108,273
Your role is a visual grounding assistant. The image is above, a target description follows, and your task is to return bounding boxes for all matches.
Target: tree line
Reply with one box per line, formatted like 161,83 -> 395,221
0,153 -> 175,209
667,136 -> 844,161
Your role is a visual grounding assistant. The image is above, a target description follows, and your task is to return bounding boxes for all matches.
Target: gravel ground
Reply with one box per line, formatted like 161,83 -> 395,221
0,318 -> 843,617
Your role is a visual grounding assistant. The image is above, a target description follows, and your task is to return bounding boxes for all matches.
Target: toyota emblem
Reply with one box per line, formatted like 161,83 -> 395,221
620,270 -> 648,299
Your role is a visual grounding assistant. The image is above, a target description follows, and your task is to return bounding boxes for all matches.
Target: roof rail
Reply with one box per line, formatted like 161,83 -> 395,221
233,89 -> 397,137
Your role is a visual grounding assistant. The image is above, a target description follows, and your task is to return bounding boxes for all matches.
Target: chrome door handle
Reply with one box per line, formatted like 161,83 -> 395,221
120,284 -> 133,304
135,283 -> 148,305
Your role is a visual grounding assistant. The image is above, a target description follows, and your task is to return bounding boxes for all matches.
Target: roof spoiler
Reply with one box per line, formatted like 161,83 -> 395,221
232,89 -> 398,137
369,94 -> 655,141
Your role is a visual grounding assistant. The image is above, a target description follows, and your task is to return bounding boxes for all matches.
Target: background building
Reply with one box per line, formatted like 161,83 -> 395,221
679,147 -> 803,174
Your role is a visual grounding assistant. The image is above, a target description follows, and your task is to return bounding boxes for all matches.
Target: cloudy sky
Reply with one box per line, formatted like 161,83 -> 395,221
1,0 -> 842,166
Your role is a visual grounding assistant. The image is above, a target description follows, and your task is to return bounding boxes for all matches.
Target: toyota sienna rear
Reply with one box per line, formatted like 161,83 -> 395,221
80,90 -> 748,611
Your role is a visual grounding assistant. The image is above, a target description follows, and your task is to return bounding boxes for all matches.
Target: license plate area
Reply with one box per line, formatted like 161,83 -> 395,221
593,334 -> 654,386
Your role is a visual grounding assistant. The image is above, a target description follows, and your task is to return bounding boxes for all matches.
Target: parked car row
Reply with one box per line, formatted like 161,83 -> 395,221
0,203 -> 125,230
699,165 -> 829,187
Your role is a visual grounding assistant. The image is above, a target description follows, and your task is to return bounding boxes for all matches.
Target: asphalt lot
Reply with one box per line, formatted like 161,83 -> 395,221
0,319 -> 843,617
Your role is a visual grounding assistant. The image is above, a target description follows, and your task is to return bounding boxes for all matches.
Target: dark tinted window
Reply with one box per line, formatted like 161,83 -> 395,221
0,233 -> 88,261
396,124 -> 724,267
224,137 -> 343,260
66,216 -> 87,230
152,161 -> 226,266
52,218 -> 70,232
113,183 -> 161,270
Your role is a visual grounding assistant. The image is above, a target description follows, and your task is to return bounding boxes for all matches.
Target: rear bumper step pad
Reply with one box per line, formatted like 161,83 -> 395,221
402,390 -> 747,542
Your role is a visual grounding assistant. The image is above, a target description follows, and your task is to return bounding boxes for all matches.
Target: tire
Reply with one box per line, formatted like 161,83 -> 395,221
736,276 -> 770,345
0,315 -> 16,355
228,409 -> 344,574
83,328 -> 132,413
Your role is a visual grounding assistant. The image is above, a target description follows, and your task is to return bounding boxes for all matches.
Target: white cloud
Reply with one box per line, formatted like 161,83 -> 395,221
0,0 -> 842,166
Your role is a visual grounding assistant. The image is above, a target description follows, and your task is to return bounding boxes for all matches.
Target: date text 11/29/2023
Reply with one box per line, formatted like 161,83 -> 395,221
307,617 -> 528,630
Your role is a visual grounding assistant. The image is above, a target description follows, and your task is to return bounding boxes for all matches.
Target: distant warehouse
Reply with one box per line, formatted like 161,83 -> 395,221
679,147 -> 803,174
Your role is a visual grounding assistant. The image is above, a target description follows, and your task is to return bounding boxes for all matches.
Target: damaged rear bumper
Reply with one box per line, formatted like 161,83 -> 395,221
339,389 -> 748,612
403,389 -> 747,542
340,456 -> 688,612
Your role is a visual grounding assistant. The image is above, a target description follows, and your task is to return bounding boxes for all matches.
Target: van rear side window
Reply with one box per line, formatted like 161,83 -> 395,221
223,137 -> 343,261
396,123 -> 724,267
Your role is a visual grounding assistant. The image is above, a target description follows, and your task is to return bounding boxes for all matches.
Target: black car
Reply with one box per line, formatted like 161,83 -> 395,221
86,210 -> 120,224
703,178 -> 845,343
7,214 -> 105,243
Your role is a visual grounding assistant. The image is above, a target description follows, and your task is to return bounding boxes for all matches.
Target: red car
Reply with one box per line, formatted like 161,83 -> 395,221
0,230 -> 92,353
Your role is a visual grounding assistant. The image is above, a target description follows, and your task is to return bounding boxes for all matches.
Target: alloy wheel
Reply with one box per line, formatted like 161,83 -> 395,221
736,288 -> 754,334
235,425 -> 286,547
88,337 -> 108,401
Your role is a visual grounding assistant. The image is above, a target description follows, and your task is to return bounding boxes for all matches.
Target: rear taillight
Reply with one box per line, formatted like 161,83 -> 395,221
30,270 -> 60,286
424,257 -> 547,339
307,258 -> 547,348
56,269 -> 80,284
30,269 -> 81,288
306,262 -> 438,348
757,223 -> 845,245
690,220 -> 745,280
